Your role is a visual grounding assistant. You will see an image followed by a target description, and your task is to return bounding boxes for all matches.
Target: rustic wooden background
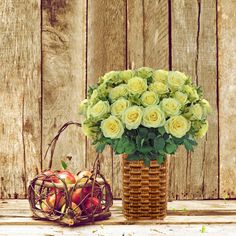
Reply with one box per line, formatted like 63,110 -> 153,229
0,0 -> 235,200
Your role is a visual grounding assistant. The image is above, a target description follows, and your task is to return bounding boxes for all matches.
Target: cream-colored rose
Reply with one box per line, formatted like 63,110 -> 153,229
79,99 -> 88,115
119,70 -> 135,83
160,98 -> 181,116
183,85 -> 199,102
122,106 -> 143,130
142,105 -> 165,128
109,84 -> 127,101
101,116 -> 124,139
195,121 -> 208,138
127,77 -> 147,95
149,81 -> 169,95
165,115 -> 191,138
190,103 -> 203,120
200,99 -> 212,116
111,98 -> 130,117
168,71 -> 187,90
136,67 -> 153,79
141,91 -> 159,107
152,70 -> 168,83
174,91 -> 188,105
88,100 -> 110,120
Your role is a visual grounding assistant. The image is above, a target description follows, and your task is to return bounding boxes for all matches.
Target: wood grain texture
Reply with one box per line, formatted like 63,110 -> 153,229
42,0 -> 86,173
87,0 -> 126,198
127,0 -> 169,69
0,0 -> 41,199
169,0 -> 218,199
218,0 -> 236,198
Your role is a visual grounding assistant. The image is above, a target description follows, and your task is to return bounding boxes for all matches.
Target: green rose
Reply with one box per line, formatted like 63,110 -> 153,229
160,98 -> 181,116
82,122 -> 99,138
90,89 -> 99,104
183,85 -> 199,102
136,67 -> 153,79
195,120 -> 208,138
141,91 -> 159,107
79,99 -> 88,116
88,100 -> 110,120
165,115 -> 191,138
127,77 -> 147,95
149,81 -> 169,95
189,103 -> 203,120
199,99 -> 212,116
111,98 -> 130,117
122,106 -> 143,130
174,91 -> 188,105
101,116 -> 124,139
168,71 -> 187,90
119,70 -> 135,83
152,69 -> 168,83
109,84 -> 128,101
142,105 -> 165,128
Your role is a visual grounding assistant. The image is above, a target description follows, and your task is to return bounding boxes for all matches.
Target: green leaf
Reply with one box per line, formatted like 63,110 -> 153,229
154,137 -> 165,151
158,126 -> 166,135
138,127 -> 148,137
143,156 -> 150,167
139,146 -> 153,154
115,139 -> 125,154
184,140 -> 194,151
126,154 -> 140,161
148,132 -> 156,140
96,143 -> 106,153
157,155 -> 165,165
165,143 -> 177,154
61,160 -> 67,170
124,141 -> 136,154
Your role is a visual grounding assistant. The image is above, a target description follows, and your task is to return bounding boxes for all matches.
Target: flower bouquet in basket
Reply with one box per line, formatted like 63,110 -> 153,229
79,67 -> 211,220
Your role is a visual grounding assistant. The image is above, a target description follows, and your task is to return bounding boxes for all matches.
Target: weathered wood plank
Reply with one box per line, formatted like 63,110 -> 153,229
2,225 -> 236,236
169,0 -> 218,199
218,0 -> 236,198
42,0 -> 86,173
0,0 -> 41,199
87,0 -> 126,198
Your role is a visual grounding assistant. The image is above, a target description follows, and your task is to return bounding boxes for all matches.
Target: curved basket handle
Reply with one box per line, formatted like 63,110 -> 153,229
44,121 -> 82,169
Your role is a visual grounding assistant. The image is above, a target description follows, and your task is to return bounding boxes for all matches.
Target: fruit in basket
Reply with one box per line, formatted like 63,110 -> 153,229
71,187 -> 90,205
77,170 -> 92,179
54,170 -> 76,185
84,197 -> 102,214
61,202 -> 82,217
46,190 -> 65,210
40,200 -> 52,212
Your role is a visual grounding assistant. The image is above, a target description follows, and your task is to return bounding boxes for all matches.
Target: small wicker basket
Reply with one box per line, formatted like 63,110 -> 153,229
122,155 -> 168,220
28,122 -> 113,226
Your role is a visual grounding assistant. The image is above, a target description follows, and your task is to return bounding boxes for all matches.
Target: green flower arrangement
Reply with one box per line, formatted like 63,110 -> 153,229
79,67 -> 211,166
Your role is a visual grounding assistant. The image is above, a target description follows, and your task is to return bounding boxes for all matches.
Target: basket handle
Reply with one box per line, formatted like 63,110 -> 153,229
44,121 -> 82,169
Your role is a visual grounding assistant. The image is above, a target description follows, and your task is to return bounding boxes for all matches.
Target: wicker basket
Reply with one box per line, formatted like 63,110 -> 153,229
122,155 -> 168,220
28,122 -> 113,226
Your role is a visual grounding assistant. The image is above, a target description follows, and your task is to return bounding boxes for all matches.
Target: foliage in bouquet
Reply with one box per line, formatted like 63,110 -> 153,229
79,68 -> 211,166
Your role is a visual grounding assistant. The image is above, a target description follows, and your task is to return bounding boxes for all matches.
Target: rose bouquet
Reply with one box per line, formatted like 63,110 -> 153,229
79,67 -> 211,166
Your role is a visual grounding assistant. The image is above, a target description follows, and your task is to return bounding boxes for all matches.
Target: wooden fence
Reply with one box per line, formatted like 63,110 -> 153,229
0,0 -> 235,200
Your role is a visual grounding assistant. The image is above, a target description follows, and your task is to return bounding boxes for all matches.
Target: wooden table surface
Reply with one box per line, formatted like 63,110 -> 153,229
1,199 -> 236,235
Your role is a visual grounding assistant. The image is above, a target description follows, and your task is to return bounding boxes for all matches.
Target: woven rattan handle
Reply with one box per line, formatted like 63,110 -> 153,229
44,121 -> 82,169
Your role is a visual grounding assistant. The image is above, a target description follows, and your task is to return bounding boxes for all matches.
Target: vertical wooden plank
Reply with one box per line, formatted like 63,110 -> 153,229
218,0 -> 236,198
170,0 -> 218,199
0,0 -> 41,198
127,0 -> 169,200
42,0 -> 86,173
87,0 -> 126,198
127,0 -> 169,70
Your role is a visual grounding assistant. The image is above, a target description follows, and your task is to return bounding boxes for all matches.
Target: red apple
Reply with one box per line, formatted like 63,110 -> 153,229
46,190 -> 65,210
77,170 -> 92,180
54,170 -> 76,185
84,197 -> 102,214
71,187 -> 91,205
